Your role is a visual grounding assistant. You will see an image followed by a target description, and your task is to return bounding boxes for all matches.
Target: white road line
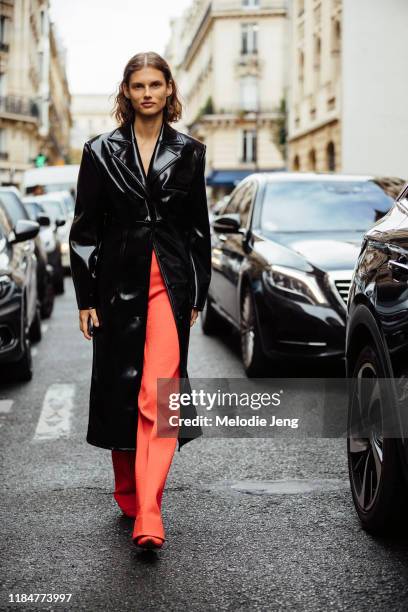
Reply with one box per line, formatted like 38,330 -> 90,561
33,383 -> 76,441
0,399 -> 13,413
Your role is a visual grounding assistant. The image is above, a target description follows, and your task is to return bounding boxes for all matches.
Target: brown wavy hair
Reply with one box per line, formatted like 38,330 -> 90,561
111,51 -> 183,126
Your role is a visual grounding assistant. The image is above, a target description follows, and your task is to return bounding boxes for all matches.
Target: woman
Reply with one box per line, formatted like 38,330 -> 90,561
69,52 -> 211,551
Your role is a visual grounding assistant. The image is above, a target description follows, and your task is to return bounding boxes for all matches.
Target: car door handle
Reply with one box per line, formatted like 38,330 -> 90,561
388,259 -> 408,281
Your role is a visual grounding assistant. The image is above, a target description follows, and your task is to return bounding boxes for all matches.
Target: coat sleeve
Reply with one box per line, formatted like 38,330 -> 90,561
188,144 -> 212,311
69,141 -> 104,310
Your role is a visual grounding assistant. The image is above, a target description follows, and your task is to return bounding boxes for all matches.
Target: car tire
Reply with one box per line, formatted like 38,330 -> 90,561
54,270 -> 65,295
41,279 -> 55,319
200,295 -> 223,335
239,284 -> 268,377
9,302 -> 33,382
29,301 -> 42,343
347,344 -> 408,535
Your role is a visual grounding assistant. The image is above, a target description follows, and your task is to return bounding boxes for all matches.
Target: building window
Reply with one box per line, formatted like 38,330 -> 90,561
0,127 -> 6,156
331,18 -> 341,78
243,0 -> 260,7
326,142 -> 335,171
299,49 -> 305,95
308,149 -> 316,171
240,76 -> 259,112
242,129 -> 257,163
314,36 -> 321,89
293,155 -> 300,171
241,23 -> 258,54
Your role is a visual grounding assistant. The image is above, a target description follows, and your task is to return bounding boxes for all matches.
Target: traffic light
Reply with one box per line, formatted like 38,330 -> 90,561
34,153 -> 47,167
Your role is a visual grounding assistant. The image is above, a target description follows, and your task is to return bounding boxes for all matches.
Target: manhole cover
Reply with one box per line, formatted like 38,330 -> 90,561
203,479 -> 348,495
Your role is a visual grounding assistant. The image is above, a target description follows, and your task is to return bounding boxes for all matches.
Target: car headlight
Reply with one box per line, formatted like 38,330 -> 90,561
263,264 -> 328,305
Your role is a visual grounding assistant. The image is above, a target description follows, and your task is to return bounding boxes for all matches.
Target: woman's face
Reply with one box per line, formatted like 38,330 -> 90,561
123,67 -> 173,119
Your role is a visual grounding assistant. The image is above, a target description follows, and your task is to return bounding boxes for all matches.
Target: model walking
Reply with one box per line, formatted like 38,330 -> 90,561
69,51 -> 212,550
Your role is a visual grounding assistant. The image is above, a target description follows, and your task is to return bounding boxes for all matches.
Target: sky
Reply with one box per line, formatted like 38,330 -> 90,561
49,0 -> 193,95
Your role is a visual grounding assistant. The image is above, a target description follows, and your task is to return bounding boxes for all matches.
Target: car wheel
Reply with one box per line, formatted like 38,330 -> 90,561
54,270 -> 65,295
41,275 -> 55,319
347,344 -> 408,534
200,295 -> 223,335
29,301 -> 42,343
240,284 -> 268,377
9,302 -> 33,382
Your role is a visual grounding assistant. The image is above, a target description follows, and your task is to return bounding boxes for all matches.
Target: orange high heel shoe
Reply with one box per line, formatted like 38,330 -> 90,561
133,535 -> 164,550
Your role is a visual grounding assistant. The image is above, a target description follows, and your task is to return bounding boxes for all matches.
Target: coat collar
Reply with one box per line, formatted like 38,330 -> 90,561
108,120 -> 184,198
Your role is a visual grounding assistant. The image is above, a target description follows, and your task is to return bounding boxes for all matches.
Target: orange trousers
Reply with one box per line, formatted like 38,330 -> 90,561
111,248 -> 179,541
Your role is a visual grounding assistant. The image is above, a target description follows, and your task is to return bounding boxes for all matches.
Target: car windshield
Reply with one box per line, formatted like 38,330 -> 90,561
260,180 -> 395,233
41,200 -> 65,221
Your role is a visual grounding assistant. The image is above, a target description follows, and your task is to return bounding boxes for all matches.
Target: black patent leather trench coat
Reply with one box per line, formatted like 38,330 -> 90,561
68,119 -> 211,451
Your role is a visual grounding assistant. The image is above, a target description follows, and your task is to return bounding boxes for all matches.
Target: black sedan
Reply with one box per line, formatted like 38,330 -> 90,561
0,200 -> 40,381
346,181 -> 408,534
202,172 -> 405,376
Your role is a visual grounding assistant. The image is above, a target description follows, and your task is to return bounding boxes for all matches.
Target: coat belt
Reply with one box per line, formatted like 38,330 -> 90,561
103,213 -> 164,227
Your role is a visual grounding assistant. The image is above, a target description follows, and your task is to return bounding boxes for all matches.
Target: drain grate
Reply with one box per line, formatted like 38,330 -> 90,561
202,479 -> 349,496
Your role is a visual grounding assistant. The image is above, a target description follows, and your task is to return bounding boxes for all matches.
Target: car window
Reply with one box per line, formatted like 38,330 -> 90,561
222,181 -> 254,226
40,200 -> 65,222
237,182 -> 256,228
259,179 -> 395,234
0,191 -> 30,226
0,206 -> 12,234
222,187 -> 242,215
24,201 -> 45,221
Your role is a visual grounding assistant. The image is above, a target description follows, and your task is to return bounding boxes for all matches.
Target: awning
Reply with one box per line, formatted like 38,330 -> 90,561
206,169 -> 285,187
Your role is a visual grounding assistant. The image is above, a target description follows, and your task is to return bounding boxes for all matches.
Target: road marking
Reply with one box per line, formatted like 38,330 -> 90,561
0,399 -> 13,413
32,347 -> 38,357
41,324 -> 48,333
33,383 -> 76,441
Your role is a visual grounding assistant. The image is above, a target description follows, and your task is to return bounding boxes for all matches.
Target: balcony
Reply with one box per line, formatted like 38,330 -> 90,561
0,95 -> 40,120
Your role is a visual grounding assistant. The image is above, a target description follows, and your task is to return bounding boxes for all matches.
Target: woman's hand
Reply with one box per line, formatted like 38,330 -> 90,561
79,308 -> 100,340
190,308 -> 199,327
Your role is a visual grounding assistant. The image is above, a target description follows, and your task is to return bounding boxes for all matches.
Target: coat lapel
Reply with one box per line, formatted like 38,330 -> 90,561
108,120 -> 184,199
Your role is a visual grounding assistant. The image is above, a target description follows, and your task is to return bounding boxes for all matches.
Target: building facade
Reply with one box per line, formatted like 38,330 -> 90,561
287,0 -> 341,173
166,0 -> 289,202
70,93 -> 118,163
0,0 -> 71,188
287,0 -> 407,179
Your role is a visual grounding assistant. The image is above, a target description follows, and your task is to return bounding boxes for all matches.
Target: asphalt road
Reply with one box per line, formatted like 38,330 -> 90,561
1,277 -> 408,611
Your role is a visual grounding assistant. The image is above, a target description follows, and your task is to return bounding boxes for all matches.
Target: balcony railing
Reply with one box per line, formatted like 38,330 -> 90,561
0,95 -> 39,119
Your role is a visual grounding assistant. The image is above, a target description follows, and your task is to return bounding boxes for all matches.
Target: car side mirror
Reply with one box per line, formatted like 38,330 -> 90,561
212,213 -> 241,234
37,213 -> 51,227
56,217 -> 66,227
10,219 -> 40,243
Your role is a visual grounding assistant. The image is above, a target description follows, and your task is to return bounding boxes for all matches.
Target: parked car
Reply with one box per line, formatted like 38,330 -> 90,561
0,194 -> 40,381
23,191 -> 73,273
345,181 -> 408,534
23,196 -> 65,294
202,172 -> 406,376
22,164 -> 79,199
0,187 -> 56,317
